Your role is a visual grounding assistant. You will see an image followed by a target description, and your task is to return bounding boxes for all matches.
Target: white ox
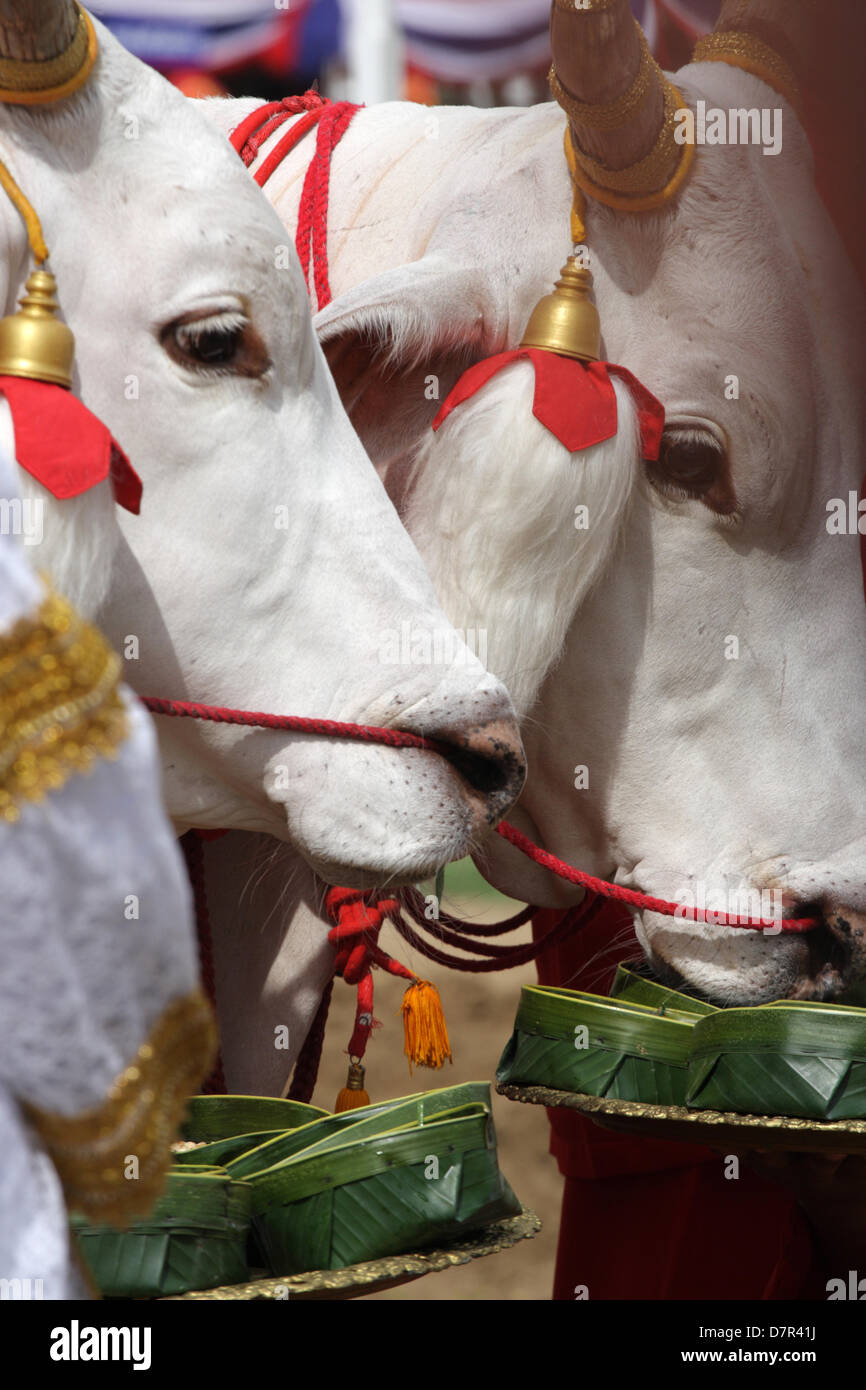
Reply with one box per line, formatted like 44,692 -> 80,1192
1,7 -> 524,965
204,0 -> 866,1015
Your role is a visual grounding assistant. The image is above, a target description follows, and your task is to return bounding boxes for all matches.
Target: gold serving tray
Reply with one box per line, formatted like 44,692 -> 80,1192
496,1083 -> 866,1155
159,1207 -> 541,1300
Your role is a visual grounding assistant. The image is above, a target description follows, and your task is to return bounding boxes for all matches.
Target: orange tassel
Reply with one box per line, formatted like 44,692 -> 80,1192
335,1059 -> 370,1113
401,979 -> 452,1072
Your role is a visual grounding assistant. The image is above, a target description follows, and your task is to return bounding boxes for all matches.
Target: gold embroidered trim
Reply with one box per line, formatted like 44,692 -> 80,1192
0,4 -> 95,99
567,78 -> 687,196
0,588 -> 127,823
549,24 -> 655,132
692,30 -> 803,122
24,991 -> 218,1226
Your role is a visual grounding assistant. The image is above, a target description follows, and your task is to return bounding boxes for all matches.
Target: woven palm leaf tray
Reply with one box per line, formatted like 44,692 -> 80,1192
72,1085 -> 538,1300
495,963 -> 866,1155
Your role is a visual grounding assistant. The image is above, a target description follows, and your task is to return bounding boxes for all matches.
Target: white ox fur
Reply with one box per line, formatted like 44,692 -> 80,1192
204,59 -> 866,1012
0,16 -> 527,908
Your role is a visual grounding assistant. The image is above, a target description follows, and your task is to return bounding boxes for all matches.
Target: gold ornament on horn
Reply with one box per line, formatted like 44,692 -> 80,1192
0,3 -> 100,385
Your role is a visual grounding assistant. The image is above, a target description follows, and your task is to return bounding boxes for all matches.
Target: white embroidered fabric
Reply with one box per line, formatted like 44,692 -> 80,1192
0,443 -> 202,1299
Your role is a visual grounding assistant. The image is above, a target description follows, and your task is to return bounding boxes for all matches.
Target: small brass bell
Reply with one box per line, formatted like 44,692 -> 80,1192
520,255 -> 601,363
0,267 -> 74,388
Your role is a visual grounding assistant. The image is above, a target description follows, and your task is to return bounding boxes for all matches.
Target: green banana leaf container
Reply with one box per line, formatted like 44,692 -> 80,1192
496,984 -> 698,1104
611,962 -> 718,1016
71,1169 -> 253,1298
231,1084 -> 521,1275
686,1000 -> 866,1120
174,1094 -> 329,1169
225,1080 -> 493,1180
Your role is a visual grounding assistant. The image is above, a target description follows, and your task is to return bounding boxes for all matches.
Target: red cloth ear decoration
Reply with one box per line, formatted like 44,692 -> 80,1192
0,376 -> 142,514
432,348 -> 665,462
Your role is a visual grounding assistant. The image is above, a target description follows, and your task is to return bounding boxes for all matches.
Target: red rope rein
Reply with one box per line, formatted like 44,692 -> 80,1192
143,695 -> 817,934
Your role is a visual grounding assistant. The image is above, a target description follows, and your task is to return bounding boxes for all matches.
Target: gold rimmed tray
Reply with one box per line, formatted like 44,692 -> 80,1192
496,1083 -> 866,1154
159,1207 -> 541,1300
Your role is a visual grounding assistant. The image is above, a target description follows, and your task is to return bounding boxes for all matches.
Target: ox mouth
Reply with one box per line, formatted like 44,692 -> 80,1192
784,905 -> 866,1001
643,902 -> 866,1006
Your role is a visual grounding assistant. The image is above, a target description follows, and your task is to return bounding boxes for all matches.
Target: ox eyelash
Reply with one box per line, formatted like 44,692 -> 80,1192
167,308 -> 273,384
174,309 -> 248,349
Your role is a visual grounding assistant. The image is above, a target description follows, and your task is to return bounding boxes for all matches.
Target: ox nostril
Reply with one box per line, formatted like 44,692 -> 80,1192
429,718 -> 526,818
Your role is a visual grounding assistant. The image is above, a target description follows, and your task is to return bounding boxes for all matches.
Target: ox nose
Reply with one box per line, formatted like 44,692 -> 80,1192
421,715 -> 526,827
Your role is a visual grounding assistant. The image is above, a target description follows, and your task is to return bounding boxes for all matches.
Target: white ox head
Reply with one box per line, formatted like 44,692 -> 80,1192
1,0 -> 524,889
235,0 -> 866,1001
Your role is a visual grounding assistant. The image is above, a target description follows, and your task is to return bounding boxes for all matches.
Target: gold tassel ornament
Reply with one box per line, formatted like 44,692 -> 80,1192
401,979 -> 452,1072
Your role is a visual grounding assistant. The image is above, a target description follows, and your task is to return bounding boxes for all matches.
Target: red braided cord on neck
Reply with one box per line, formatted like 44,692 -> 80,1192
227,89 -> 360,312
229,91 -> 328,166
145,696 -> 817,933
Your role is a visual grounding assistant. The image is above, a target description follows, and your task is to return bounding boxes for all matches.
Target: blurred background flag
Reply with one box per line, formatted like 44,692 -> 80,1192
88,0 -> 315,93
395,0 -> 551,85
87,1 -> 720,102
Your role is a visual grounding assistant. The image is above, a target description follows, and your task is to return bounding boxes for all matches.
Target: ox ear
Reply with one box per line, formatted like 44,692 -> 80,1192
314,257 -> 503,482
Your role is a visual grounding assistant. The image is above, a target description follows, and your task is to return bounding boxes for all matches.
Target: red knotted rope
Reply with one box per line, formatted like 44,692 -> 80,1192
229,89 -> 361,312
324,886 -> 415,1061
143,696 -> 818,933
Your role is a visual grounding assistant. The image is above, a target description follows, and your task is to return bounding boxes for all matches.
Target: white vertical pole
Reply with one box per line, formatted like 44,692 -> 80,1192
339,0 -> 403,104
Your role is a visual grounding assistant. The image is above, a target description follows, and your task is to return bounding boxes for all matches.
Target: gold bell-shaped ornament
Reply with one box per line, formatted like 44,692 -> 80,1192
520,255 -> 601,363
0,267 -> 74,388
334,1058 -> 371,1113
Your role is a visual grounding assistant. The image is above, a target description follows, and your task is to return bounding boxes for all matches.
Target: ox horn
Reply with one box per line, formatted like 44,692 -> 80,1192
690,0 -> 816,117
691,1 -> 862,120
705,0 -> 820,67
549,0 -> 685,206
0,1 -> 80,64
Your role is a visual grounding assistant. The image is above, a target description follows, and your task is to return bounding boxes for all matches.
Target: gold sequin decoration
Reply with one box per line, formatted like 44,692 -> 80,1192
24,992 -> 218,1226
549,24 -> 656,132
567,79 -> 687,196
0,587 -> 128,823
692,29 -> 804,124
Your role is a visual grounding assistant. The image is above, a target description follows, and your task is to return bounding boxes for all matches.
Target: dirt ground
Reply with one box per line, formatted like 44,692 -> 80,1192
308,862 -> 563,1301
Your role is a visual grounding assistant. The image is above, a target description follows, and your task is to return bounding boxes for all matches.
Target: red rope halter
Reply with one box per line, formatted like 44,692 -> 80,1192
142,696 -> 816,934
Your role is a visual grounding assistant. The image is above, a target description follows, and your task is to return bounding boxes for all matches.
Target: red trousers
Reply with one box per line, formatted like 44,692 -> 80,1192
534,904 -> 824,1301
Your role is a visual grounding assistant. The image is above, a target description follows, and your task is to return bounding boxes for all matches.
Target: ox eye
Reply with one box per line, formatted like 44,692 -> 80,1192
647,424 -> 738,517
162,309 -> 271,379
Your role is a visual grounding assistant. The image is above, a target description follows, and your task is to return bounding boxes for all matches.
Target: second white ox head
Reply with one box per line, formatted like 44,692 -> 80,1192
249,9 -> 866,1003
2,5 -> 524,887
